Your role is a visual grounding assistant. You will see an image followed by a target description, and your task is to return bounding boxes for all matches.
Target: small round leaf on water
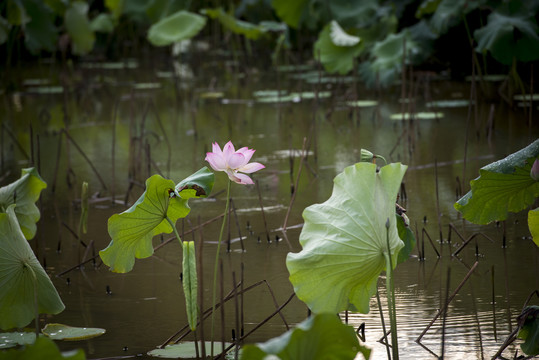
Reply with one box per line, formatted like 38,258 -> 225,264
42,323 -> 105,341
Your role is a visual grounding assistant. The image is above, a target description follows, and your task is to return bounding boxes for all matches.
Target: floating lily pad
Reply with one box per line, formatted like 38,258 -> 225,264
199,92 -> 224,99
0,332 -> 36,349
148,342 -> 232,358
42,324 -> 105,341
514,94 -> 539,101
345,100 -> 378,107
390,112 -> 444,120
26,86 -> 64,95
133,83 -> 162,90
465,74 -> 507,82
253,90 -> 287,98
426,100 -> 470,108
79,60 -> 138,69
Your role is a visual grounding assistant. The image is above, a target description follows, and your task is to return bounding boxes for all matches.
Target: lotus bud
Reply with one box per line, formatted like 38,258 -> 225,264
531,159 -> 539,181
360,149 -> 374,163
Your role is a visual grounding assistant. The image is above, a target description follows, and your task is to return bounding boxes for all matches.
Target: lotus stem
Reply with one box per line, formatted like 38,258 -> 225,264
26,264 -> 39,337
211,179 -> 232,356
384,218 -> 399,359
166,216 -> 183,247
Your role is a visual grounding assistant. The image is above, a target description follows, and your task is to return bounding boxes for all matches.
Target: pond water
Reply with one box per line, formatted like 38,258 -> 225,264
1,57 -> 538,359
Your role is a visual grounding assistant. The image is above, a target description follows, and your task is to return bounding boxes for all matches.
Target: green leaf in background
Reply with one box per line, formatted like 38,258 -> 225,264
271,0 -> 308,29
147,342 -> 231,358
42,324 -> 105,341
428,0 -> 481,35
474,3 -> 539,65
0,167 -> 47,240
0,16 -> 10,49
0,332 -> 36,349
99,174 -> 190,273
90,13 -> 114,33
182,241 -> 197,331
313,22 -> 363,75
455,139 -> 539,224
0,336 -> 85,360
147,10 -> 206,46
0,205 -> 65,330
175,167 -> 214,200
361,30 -> 418,86
22,0 -> 58,54
7,0 -> 30,26
105,0 -> 124,19
240,313 -> 370,360
286,162 -> 406,314
202,8 -> 267,40
518,306 -> 539,356
64,1 -> 95,55
146,0 -> 191,23
529,208 -> 539,247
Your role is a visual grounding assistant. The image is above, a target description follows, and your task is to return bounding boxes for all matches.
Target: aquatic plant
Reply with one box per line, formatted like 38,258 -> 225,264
204,140 -> 264,353
0,168 -> 63,333
287,159 -> 411,359
454,138 -> 539,245
99,168 -> 214,332
0,205 -> 64,331
205,141 -> 265,185
240,313 -> 370,360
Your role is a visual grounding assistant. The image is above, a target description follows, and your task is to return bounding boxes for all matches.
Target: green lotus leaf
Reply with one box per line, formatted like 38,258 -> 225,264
202,8 -> 267,40
0,16 -> 10,45
175,167 -> 214,200
0,331 -> 36,349
182,241 -> 197,331
474,5 -> 539,65
313,22 -> 364,75
22,0 -> 58,54
240,313 -> 370,360
90,13 -> 114,33
0,336 -> 85,360
99,174 -> 190,273
148,341 -> 232,358
147,10 -> 206,46
429,0 -> 480,35
287,162 -> 406,314
42,323 -> 105,341
529,208 -> 539,247
518,306 -> 539,356
0,205 -> 65,330
146,0 -> 191,23
64,1 -> 95,55
455,139 -> 539,224
0,167 -> 47,240
271,0 -> 308,29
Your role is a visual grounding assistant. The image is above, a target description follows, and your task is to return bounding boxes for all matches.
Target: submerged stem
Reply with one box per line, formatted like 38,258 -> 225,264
211,180 -> 231,356
384,218 -> 399,360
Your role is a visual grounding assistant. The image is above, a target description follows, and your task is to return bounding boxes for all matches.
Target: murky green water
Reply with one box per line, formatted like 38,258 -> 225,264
1,58 -> 538,359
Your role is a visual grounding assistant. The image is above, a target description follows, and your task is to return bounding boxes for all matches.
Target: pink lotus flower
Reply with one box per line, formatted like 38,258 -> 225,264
205,141 -> 265,185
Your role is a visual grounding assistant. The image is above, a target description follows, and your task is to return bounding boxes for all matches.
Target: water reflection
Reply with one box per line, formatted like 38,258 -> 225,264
1,60 -> 537,359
